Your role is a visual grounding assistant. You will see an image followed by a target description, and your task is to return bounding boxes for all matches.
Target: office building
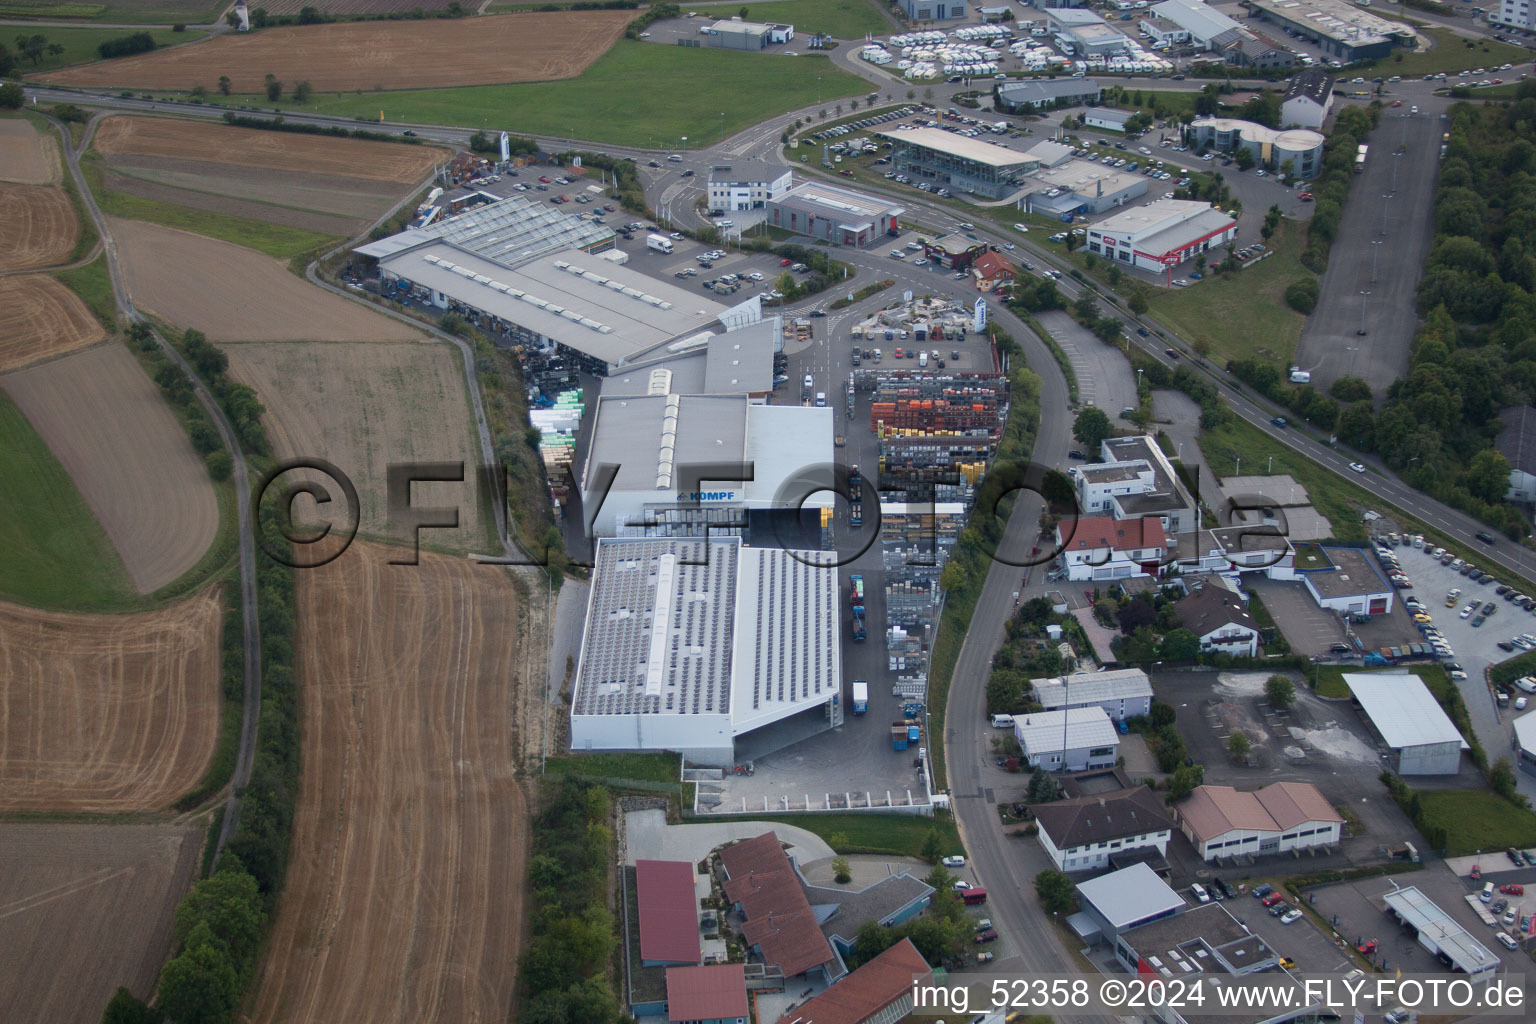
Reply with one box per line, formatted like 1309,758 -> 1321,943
1084,198 -> 1237,273
708,160 -> 794,212
1014,707 -> 1121,771
764,181 -> 904,247
877,126 -> 1035,199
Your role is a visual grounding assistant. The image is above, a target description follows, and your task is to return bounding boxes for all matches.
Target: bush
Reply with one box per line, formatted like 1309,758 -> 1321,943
204,450 -> 233,481
1285,277 -> 1319,314
98,32 -> 157,61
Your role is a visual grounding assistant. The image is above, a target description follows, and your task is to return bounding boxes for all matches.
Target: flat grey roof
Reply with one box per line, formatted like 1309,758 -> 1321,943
879,126 -> 1033,169
1087,108 -> 1135,125
1305,546 -> 1390,599
1032,669 -> 1153,709
998,79 -> 1102,106
1514,709 -> 1536,757
1135,208 -> 1236,256
708,159 -> 791,186
1151,0 -> 1239,40
380,243 -> 725,366
770,180 -> 904,226
584,394 -> 748,493
1015,707 -> 1120,754
1076,862 -> 1183,929
1035,159 -> 1145,197
356,192 -> 612,265
1343,672 -> 1469,751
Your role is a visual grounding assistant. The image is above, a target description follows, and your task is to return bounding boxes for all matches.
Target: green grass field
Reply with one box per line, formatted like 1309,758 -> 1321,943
1146,218 -> 1309,367
6,25 -> 193,74
706,812 -> 962,859
544,753 -> 681,784
83,153 -> 338,260
54,253 -> 117,330
0,0 -> 223,24
0,389 -> 135,610
685,0 -> 890,39
217,40 -> 867,149
1371,27 -> 1529,80
1413,789 -> 1536,856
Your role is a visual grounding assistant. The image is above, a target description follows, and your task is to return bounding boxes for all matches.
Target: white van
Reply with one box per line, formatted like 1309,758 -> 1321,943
990,714 -> 1014,728
1191,883 -> 1210,904
919,351 -> 929,367
1482,882 -> 1496,903
1497,931 -> 1519,950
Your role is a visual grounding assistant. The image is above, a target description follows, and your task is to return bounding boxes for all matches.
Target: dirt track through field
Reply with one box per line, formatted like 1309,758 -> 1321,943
0,185 -> 79,272
110,218 -> 423,343
0,274 -> 107,373
247,541 -> 527,1024
94,115 -> 449,184
226,341 -> 486,551
0,822 -> 202,1023
42,12 -> 634,93
2,343 -> 221,593
0,119 -> 60,185
0,587 -> 221,813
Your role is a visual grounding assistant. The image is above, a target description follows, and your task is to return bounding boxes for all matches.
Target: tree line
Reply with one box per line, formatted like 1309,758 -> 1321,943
228,3 -> 469,29
128,323 -> 234,481
219,111 -> 421,145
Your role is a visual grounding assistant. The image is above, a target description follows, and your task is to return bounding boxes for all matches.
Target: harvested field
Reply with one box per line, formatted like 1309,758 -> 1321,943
0,821 -> 202,1024
0,274 -> 108,372
0,118 -> 60,185
225,341 -> 487,551
0,184 -> 79,272
247,540 -> 527,1024
2,343 -> 220,592
93,115 -> 448,184
110,218 -> 422,342
101,167 -> 364,237
0,587 -> 221,812
41,12 -> 634,92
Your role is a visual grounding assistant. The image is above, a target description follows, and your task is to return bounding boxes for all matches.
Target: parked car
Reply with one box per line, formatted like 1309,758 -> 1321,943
974,928 -> 999,944
1280,909 -> 1303,924
941,856 -> 966,867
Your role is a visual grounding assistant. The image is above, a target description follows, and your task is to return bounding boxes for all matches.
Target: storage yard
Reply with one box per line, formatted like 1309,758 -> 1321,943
0,821 -> 203,1024
0,118 -> 61,185
41,12 -> 635,92
2,343 -> 221,592
0,274 -> 108,373
247,541 -> 529,1024
110,218 -> 423,342
0,184 -> 79,272
224,341 -> 489,552
0,587 -> 221,812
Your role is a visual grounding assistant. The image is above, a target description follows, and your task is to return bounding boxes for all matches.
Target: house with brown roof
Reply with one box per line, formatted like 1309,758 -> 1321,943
665,964 -> 749,1024
1054,514 -> 1167,583
718,832 -> 843,982
1175,582 -> 1260,658
1175,782 -> 1343,861
636,859 -> 703,966
773,937 -> 930,1024
969,250 -> 1017,291
1033,785 -> 1174,873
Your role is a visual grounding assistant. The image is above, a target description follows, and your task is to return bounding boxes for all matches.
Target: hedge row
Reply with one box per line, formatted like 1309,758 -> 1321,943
220,111 -> 424,145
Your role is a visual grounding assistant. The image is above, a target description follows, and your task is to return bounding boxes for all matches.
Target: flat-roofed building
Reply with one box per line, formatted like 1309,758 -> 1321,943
1343,672 -> 1468,775
1082,107 -> 1136,132
1073,862 -> 1185,946
1014,707 -> 1121,771
1246,0 -> 1414,62
995,77 -> 1103,112
897,0 -> 967,19
1381,887 -> 1499,981
708,160 -> 794,212
702,18 -> 793,49
1025,159 -> 1148,214
1188,116 -> 1324,177
599,318 -> 780,401
1176,782 -> 1343,861
764,181 -> 904,247
1515,709 -> 1536,778
1085,198 -> 1237,273
569,538 -> 841,767
1031,668 -> 1153,721
1295,545 -> 1393,617
878,126 -> 1035,199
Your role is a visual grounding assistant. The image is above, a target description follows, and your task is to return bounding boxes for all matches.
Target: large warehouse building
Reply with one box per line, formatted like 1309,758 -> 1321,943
569,537 -> 841,767
1149,0 -> 1241,48
1187,117 -> 1325,178
995,77 -> 1102,112
878,126 -> 1035,199
1084,199 -> 1236,273
578,394 -> 833,538
1176,782 -> 1343,861
1245,0 -> 1414,62
1342,672 -> 1468,775
764,181 -> 904,247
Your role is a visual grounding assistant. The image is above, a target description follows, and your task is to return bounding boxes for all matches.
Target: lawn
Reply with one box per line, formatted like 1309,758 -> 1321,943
6,24 -> 194,73
0,389 -> 135,610
0,0 -> 224,23
82,153 -> 338,261
54,253 -> 117,330
215,40 -> 868,149
1146,218 -> 1309,367
1367,27 -> 1529,81
706,811 -> 963,859
545,752 -> 681,785
684,0 -> 891,39
1413,789 -> 1536,856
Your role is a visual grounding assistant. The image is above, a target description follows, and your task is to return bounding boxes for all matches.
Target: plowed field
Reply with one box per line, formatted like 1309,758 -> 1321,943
0,587 -> 221,813
0,185 -> 78,272
225,341 -> 486,551
110,218 -> 422,342
93,115 -> 448,184
0,274 -> 107,372
1,343 -> 221,593
0,118 -> 59,185
247,541 -> 527,1024
0,822 -> 202,1024
41,12 -> 633,93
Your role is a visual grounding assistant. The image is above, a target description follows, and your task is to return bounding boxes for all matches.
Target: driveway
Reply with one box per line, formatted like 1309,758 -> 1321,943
1244,575 -> 1346,657
621,808 -> 833,866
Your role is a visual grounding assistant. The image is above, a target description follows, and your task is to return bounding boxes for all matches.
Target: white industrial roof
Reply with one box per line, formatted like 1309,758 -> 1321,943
1034,159 -> 1145,197
877,126 -> 1033,169
1076,862 -> 1184,929
1092,198 -> 1218,237
1150,0 -> 1239,42
1382,886 -> 1498,977
1032,669 -> 1153,710
1014,707 -> 1120,754
1515,709 -> 1536,757
381,243 -> 725,367
1342,672 -> 1469,750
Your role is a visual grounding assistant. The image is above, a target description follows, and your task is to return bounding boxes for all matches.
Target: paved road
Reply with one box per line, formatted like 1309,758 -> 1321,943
1294,108 -> 1446,395
52,111 -> 262,858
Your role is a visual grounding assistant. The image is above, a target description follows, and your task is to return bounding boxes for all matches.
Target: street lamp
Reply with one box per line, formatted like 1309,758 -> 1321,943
1371,240 -> 1383,284
1358,290 -> 1369,337
1380,194 -> 1391,237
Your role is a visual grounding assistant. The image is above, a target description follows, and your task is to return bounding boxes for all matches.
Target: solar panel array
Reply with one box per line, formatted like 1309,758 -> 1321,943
573,539 -> 736,718
747,548 -> 837,713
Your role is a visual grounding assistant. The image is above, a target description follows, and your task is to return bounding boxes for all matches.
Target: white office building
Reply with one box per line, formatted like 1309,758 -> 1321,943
569,537 -> 841,767
1030,668 -> 1153,722
1034,787 -> 1174,872
1493,0 -> 1536,31
1085,199 -> 1237,273
1014,707 -> 1121,771
707,160 -> 794,212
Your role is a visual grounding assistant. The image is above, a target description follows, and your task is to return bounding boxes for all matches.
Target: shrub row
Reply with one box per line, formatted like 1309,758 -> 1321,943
220,111 -> 423,145
169,328 -> 270,457
127,323 -> 233,480
98,32 -> 157,61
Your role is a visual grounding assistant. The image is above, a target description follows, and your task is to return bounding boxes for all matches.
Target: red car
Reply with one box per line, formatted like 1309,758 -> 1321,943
780,258 -> 793,266
1262,893 -> 1285,908
1297,192 -> 1313,202
1357,939 -> 1378,955
538,176 -> 552,183
1502,883 -> 1525,895
975,928 -> 999,944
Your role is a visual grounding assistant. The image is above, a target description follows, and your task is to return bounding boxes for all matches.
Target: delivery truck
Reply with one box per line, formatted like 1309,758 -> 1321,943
646,233 -> 674,254
852,680 -> 868,714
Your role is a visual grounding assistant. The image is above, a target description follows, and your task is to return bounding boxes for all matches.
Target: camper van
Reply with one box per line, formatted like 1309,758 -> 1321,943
990,714 -> 1014,728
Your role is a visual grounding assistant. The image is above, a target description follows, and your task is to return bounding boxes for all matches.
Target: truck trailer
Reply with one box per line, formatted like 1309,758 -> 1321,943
646,233 -> 674,254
